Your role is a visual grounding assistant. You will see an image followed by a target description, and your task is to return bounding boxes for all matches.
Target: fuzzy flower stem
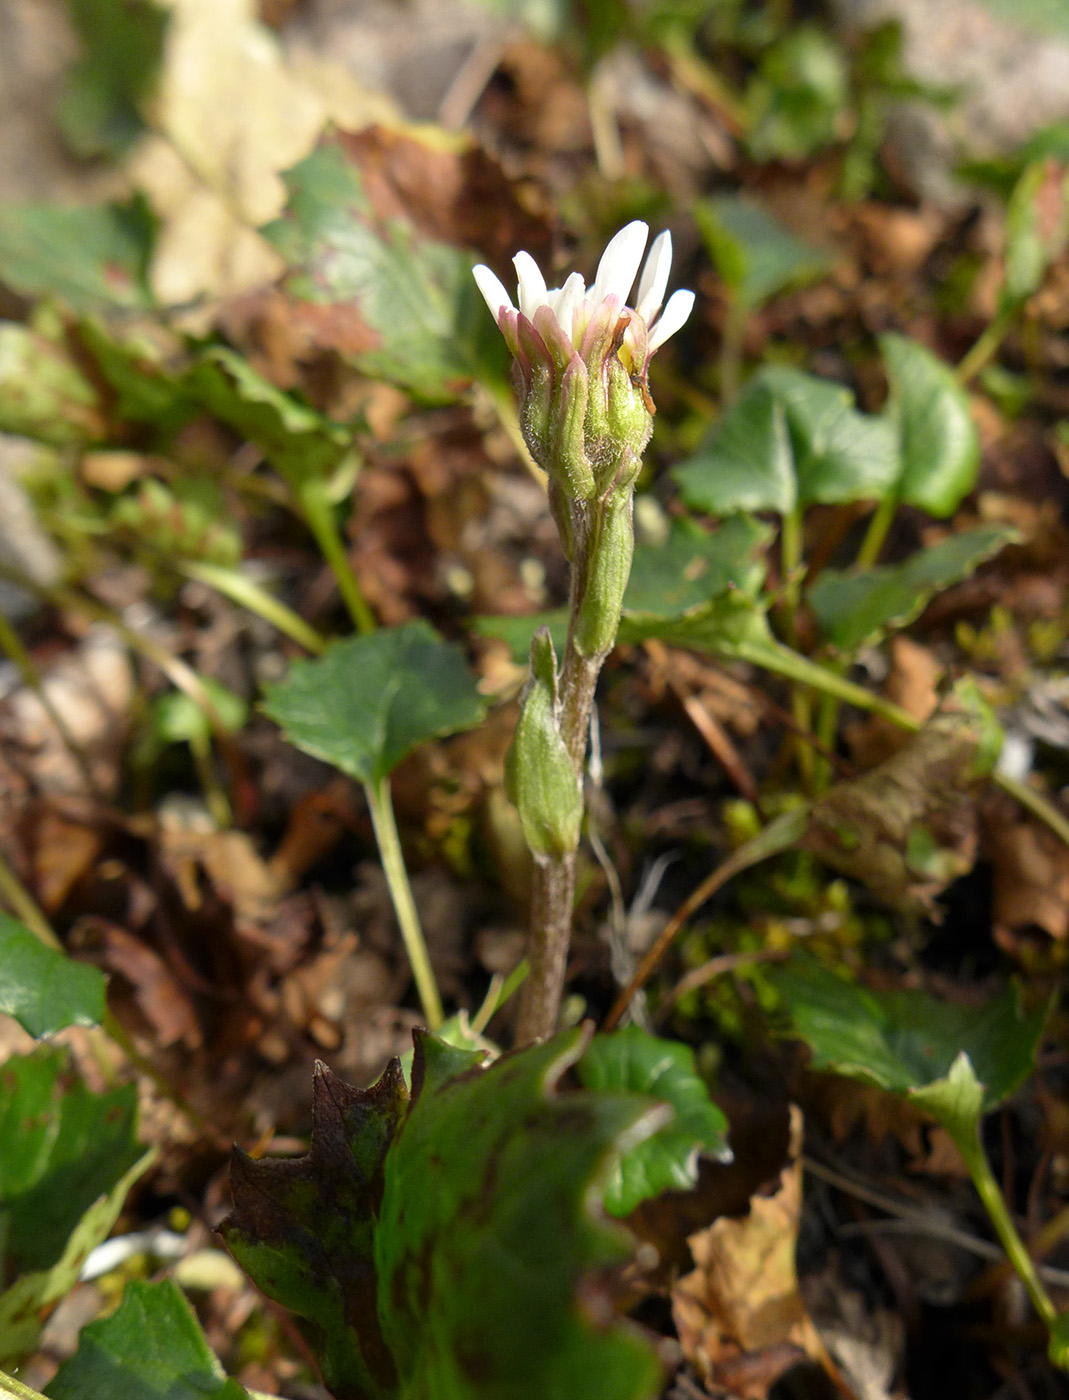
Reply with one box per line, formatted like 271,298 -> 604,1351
475,222 -> 694,1043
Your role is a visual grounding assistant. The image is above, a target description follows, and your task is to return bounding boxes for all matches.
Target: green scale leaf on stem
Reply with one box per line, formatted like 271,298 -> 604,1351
261,620 -> 486,786
223,1028 -> 666,1400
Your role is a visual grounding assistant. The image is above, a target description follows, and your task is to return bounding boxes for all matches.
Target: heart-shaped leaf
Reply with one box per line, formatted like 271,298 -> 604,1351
578,1026 -> 731,1216
224,1029 -> 665,1400
45,1279 -> 249,1400
674,366 -> 898,517
261,621 -> 485,785
770,954 -> 1046,1111
808,525 -> 1015,652
0,913 -> 106,1037
880,332 -> 980,515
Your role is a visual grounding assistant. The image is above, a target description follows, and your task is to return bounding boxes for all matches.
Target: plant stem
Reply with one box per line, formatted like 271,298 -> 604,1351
515,497 -> 610,1044
365,777 -> 443,1030
778,505 -> 814,789
0,1370 -> 49,1400
957,305 -> 1015,386
952,1119 -> 1058,1332
179,560 -> 326,654
856,493 -> 897,569
294,477 -> 375,635
812,495 -> 897,790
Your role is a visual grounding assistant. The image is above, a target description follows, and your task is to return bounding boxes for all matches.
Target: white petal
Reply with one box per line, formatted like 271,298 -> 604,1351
551,271 -> 585,341
648,288 -> 695,351
513,251 -> 549,319
591,221 -> 648,307
635,231 -> 672,323
472,264 -> 515,317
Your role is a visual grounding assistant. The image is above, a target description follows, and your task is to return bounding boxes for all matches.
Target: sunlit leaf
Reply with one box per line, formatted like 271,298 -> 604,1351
880,332 -> 980,515
46,1279 -> 248,1400
770,954 -> 1046,1110
579,1026 -> 731,1216
808,526 -> 1015,651
262,621 -> 485,785
0,913 -> 106,1038
674,367 -> 898,517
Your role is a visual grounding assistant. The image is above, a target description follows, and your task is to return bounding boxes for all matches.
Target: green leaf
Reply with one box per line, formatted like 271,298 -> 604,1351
880,332 -> 980,515
45,1279 -> 248,1400
190,347 -> 352,489
0,197 -> 156,313
224,1030 -> 664,1400
56,0 -> 169,159
223,1059 -> 408,1400
694,194 -> 831,308
472,609 -> 569,665
808,526 -> 1016,652
0,1048 -> 144,1273
0,1048 -> 152,1364
674,366 -> 898,517
1003,160 -> 1069,307
770,954 -> 1047,1112
0,323 -> 105,445
578,1026 -> 730,1216
263,145 -> 506,401
1,1149 -> 154,1366
262,621 -> 486,785
623,515 -> 770,616
0,913 -> 106,1037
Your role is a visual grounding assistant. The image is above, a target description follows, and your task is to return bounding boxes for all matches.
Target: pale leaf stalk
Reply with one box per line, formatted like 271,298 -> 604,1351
365,776 -> 444,1031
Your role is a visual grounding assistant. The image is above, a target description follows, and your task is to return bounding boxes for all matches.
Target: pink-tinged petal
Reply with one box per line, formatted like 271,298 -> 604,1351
591,221 -> 648,308
648,288 -> 695,352
497,306 -> 522,359
473,264 -> 515,317
513,251 -> 549,320
578,293 -> 623,366
635,231 -> 672,324
532,303 -> 580,372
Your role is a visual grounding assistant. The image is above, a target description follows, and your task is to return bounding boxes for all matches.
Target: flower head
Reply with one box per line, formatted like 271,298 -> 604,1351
473,223 -> 694,499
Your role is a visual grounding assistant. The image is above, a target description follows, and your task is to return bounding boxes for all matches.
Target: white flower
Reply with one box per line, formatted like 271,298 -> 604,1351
473,220 -> 695,366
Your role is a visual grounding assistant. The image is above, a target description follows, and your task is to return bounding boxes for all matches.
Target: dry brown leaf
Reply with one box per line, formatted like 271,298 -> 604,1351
988,815 -> 1069,940
672,1107 -> 832,1399
804,702 -> 987,914
130,0 -> 398,303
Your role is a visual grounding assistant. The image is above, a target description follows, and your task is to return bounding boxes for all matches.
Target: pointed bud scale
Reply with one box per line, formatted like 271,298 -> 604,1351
505,628 -> 583,860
